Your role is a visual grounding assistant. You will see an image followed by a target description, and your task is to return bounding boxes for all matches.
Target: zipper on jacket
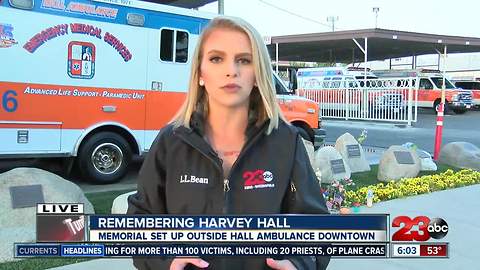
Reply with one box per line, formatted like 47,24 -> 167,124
223,178 -> 230,214
290,182 -> 297,192
224,179 -> 230,192
221,127 -> 266,214
176,123 -> 268,215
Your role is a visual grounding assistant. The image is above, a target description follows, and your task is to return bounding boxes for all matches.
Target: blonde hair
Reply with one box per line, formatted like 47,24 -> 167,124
171,16 -> 285,134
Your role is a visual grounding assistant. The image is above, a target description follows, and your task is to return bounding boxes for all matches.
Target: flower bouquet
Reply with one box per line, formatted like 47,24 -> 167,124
321,178 -> 356,214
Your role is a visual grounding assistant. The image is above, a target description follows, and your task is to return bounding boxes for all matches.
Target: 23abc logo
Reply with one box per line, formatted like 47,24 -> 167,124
392,216 -> 449,241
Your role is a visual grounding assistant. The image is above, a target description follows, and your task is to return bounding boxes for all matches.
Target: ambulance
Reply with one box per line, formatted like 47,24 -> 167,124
0,0 -> 324,183
373,69 -> 473,114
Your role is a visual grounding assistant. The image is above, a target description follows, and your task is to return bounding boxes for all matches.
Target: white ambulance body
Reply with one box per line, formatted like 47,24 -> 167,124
297,66 -> 377,90
0,0 -> 323,182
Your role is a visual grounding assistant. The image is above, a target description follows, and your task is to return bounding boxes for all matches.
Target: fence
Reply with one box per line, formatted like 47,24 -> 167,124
297,78 -> 418,125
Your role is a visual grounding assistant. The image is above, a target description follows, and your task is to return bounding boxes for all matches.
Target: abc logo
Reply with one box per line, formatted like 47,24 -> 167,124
263,171 -> 273,182
427,218 -> 449,239
392,216 -> 448,241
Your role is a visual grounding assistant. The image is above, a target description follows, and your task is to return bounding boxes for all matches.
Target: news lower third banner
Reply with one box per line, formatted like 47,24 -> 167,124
88,215 -> 388,243
16,214 -> 391,258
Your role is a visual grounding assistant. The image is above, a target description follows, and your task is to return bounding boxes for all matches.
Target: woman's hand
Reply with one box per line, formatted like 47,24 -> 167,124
169,258 -> 209,270
266,258 -> 297,270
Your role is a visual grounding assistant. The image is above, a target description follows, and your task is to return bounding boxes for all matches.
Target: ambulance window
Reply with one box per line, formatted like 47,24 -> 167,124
431,77 -> 455,89
455,82 -> 471,89
160,29 -> 174,61
419,79 -> 434,90
175,31 -> 189,63
275,76 -> 290,94
457,81 -> 480,89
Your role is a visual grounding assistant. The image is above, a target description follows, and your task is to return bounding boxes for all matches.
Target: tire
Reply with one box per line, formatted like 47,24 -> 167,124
296,126 -> 319,150
78,132 -> 131,184
433,100 -> 450,114
296,126 -> 312,143
433,100 -> 440,113
453,108 -> 467,114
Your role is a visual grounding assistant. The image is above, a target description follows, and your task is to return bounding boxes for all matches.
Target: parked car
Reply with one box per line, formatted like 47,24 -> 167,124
453,80 -> 480,108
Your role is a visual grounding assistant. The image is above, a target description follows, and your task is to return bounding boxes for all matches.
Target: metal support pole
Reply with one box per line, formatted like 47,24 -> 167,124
364,37 -> 368,81
363,37 -> 368,117
275,43 -> 279,74
352,48 -> 355,66
218,0 -> 224,14
434,45 -> 447,160
437,53 -> 441,70
352,37 -> 369,118
407,78 -> 413,126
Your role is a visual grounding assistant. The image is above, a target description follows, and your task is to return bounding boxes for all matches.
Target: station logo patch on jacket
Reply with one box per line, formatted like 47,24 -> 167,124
243,170 -> 274,190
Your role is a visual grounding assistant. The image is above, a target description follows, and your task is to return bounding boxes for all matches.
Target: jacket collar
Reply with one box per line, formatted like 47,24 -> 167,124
185,109 -> 269,141
173,110 -> 273,171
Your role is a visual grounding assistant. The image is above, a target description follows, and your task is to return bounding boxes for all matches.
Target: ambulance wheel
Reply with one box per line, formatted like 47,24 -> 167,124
434,100 -> 450,114
78,132 -> 131,184
453,108 -> 467,114
296,126 -> 318,150
296,126 -> 312,142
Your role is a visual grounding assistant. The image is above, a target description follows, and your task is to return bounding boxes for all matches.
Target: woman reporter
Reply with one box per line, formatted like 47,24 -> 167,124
128,16 -> 329,270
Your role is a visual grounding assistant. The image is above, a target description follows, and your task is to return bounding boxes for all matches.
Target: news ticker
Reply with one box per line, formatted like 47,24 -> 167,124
14,243 -> 449,258
15,243 -> 387,258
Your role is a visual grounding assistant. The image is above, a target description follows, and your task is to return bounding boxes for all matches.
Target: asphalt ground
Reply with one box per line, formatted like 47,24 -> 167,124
323,108 -> 480,154
1,108 -> 478,189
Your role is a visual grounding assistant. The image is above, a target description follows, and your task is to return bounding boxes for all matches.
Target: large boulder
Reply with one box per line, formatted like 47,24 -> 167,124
0,168 -> 94,263
417,149 -> 437,171
439,142 -> 480,171
301,138 -> 316,170
335,133 -> 371,173
401,142 -> 437,171
378,145 -> 421,182
112,190 -> 136,214
314,146 -> 351,184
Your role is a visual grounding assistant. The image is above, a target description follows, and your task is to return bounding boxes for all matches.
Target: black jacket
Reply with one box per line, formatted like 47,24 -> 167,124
127,114 -> 330,270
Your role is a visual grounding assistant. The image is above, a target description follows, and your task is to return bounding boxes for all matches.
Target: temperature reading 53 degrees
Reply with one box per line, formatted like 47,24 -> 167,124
420,244 -> 448,257
427,246 -> 441,255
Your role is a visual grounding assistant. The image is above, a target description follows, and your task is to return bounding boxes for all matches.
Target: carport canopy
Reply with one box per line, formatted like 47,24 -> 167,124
266,28 -> 480,64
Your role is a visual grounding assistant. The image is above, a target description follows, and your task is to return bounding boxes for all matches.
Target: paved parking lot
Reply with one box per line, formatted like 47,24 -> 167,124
1,109 -> 478,189
324,108 -> 480,153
